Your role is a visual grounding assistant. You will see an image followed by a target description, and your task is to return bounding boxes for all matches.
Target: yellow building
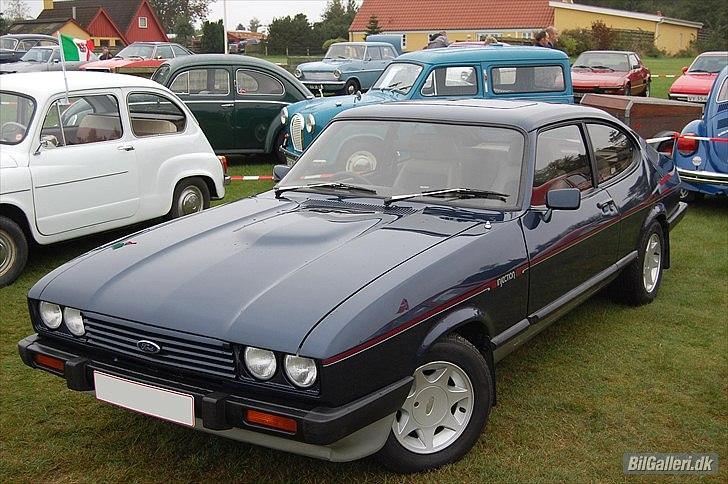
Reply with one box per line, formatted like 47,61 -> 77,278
6,18 -> 91,41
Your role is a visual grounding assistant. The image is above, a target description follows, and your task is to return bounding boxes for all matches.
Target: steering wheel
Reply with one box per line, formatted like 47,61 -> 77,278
0,121 -> 27,142
331,170 -> 372,185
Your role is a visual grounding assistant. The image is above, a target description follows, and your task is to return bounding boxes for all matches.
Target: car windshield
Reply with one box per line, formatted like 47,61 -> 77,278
116,44 -> 155,59
280,120 -> 524,208
1,37 -> 19,50
689,54 -> 728,73
21,47 -> 53,62
0,92 -> 36,145
324,44 -> 365,60
371,63 -> 423,94
573,52 -> 629,71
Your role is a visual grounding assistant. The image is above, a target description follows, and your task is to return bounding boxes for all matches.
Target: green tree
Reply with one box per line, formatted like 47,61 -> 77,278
0,12 -> 8,35
267,14 -> 320,55
200,19 -> 224,53
236,23 -> 245,31
4,0 -> 29,21
173,14 -> 195,46
249,17 -> 261,33
364,15 -> 382,39
314,0 -> 358,43
150,0 -> 212,32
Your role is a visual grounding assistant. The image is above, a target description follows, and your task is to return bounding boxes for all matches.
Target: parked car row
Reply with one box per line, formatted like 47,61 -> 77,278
0,45 -> 99,74
0,34 -> 58,63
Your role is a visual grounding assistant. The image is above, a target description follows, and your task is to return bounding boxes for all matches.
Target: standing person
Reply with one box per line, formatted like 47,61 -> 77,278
534,30 -> 550,48
98,46 -> 112,60
546,26 -> 559,49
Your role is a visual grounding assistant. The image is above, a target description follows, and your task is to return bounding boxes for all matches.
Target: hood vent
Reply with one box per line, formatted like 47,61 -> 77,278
301,199 -> 416,215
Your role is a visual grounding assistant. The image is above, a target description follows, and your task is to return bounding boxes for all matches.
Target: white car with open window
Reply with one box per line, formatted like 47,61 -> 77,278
0,71 -> 227,286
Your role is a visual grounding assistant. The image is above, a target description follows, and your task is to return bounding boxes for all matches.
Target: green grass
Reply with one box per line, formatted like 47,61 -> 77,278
1,164 -> 726,483
643,57 -> 694,99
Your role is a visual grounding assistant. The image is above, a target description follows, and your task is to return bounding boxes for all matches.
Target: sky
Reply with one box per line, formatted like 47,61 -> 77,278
1,1 -> 341,31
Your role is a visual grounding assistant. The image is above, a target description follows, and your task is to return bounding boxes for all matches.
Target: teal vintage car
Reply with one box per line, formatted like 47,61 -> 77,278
294,41 -> 400,95
152,54 -> 314,159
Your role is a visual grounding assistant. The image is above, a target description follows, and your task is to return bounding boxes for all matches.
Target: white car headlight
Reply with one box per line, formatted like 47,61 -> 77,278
284,355 -> 317,388
305,114 -> 315,133
244,346 -> 277,380
39,301 -> 62,329
333,69 -> 342,80
63,307 -> 85,336
294,68 -> 302,79
280,106 -> 288,125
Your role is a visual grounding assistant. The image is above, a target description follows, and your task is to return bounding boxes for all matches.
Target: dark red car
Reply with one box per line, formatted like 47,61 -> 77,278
572,50 -> 650,100
668,51 -> 728,103
80,42 -> 192,74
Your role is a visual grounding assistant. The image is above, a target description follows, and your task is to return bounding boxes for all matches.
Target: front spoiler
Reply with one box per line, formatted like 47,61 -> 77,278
18,334 -> 410,458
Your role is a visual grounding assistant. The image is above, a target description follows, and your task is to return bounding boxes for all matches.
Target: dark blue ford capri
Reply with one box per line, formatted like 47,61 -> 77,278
19,99 -> 686,473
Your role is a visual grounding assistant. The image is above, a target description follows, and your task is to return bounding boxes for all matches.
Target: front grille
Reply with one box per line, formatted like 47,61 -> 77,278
290,113 -> 304,152
84,315 -> 236,379
305,72 -> 335,81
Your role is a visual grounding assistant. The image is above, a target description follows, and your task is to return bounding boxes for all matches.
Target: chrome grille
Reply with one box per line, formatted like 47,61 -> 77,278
290,113 -> 304,152
84,316 -> 236,379
305,72 -> 335,81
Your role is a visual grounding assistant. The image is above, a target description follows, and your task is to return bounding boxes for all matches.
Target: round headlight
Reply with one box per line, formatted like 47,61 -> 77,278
280,106 -> 288,125
305,113 -> 315,133
284,355 -> 317,388
63,307 -> 85,336
294,68 -> 302,79
244,346 -> 277,380
39,301 -> 62,329
333,69 -> 342,80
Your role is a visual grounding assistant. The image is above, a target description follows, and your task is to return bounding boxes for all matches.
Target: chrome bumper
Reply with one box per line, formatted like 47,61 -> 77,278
677,168 -> 728,186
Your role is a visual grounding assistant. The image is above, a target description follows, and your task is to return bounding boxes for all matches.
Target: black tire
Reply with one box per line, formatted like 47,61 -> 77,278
624,83 -> 632,96
342,78 -> 360,95
273,129 -> 287,164
642,80 -> 651,97
376,334 -> 493,474
614,221 -> 665,306
0,215 -> 29,287
167,177 -> 210,219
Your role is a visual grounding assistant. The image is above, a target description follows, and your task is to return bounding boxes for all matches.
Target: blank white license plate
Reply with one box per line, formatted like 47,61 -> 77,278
687,95 -> 707,102
94,371 -> 195,427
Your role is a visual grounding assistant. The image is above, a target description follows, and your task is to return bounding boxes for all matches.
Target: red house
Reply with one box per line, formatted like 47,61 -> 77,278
37,0 -> 168,49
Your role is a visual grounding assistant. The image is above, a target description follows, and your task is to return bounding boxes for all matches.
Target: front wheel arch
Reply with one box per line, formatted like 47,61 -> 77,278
641,205 -> 670,269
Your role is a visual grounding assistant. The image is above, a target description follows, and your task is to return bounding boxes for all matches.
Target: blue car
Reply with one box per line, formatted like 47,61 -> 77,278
19,100 -> 685,473
280,46 -> 573,164
294,42 -> 399,95
673,66 -> 728,200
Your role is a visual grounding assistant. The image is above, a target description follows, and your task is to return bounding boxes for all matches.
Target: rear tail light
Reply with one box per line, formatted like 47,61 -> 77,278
33,354 -> 65,373
677,133 -> 698,157
217,155 -> 228,174
244,409 -> 297,433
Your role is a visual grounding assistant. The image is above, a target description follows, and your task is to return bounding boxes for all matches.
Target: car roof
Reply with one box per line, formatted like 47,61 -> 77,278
579,50 -> 633,55
336,98 -> 613,132
1,34 -> 57,40
697,51 -> 728,56
398,45 -> 569,64
0,71 -> 167,99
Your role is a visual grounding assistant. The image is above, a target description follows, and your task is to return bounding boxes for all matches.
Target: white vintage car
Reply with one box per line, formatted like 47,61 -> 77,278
0,71 -> 227,286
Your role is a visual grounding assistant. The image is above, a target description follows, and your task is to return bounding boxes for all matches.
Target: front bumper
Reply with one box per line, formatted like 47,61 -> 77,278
279,145 -> 302,165
302,80 -> 346,92
224,174 -> 231,185
677,168 -> 728,187
18,334 -> 411,460
669,93 -> 708,103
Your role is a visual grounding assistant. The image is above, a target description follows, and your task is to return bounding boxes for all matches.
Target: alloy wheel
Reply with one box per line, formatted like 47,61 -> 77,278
642,233 -> 662,293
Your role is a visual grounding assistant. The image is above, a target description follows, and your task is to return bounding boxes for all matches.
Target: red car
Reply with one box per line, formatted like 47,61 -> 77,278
668,51 -> 728,103
81,42 -> 192,73
571,50 -> 650,99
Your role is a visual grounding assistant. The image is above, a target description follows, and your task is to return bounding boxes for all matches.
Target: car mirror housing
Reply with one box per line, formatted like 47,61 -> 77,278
546,188 -> 581,210
682,66 -> 688,74
273,164 -> 291,182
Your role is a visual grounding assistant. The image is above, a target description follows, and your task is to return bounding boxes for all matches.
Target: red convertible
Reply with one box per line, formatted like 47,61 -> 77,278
668,51 -> 728,103
572,50 -> 650,99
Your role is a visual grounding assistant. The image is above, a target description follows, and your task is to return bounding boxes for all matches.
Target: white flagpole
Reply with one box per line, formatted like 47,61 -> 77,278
57,32 -> 70,104
223,0 -> 228,54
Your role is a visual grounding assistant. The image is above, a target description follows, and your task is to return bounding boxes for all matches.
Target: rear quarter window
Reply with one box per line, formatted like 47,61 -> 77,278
491,65 -> 565,94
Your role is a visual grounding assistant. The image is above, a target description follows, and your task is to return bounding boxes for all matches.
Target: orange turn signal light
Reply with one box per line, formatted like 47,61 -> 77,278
245,409 -> 297,433
33,353 -> 65,372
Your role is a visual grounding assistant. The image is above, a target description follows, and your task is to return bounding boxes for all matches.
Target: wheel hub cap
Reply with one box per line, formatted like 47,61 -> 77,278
0,230 -> 16,276
178,187 -> 202,215
642,233 -> 661,292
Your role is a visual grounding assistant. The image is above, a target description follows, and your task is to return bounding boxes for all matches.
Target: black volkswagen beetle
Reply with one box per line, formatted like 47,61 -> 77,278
18,99 -> 686,473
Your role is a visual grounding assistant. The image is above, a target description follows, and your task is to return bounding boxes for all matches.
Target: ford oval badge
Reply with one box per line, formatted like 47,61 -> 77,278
137,340 -> 161,354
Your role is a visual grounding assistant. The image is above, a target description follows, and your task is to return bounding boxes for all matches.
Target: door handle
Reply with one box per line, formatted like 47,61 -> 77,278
117,145 -> 135,151
597,198 -> 615,210
220,103 -> 234,108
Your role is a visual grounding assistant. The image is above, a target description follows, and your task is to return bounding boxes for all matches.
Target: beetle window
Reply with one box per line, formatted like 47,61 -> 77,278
235,69 -> 284,95
128,92 -> 186,136
587,124 -> 635,184
39,94 -> 122,147
533,125 -> 592,205
717,77 -> 728,103
0,92 -> 35,145
492,65 -> 564,94
421,66 -> 477,97
171,69 -> 230,95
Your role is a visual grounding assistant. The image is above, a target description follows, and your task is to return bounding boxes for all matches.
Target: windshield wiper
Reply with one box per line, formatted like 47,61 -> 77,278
688,69 -> 709,73
384,187 -> 508,206
591,65 -> 614,71
275,182 -> 377,197
573,64 -> 593,70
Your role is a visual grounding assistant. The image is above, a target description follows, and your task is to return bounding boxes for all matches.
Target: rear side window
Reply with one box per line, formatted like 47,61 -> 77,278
381,46 -> 396,60
492,65 -> 564,94
421,66 -> 478,97
172,45 -> 189,57
586,124 -> 635,183
155,45 -> 173,59
40,94 -> 122,147
532,125 -> 592,205
235,69 -> 285,95
171,68 -> 230,95
717,78 -> 728,103
127,92 -> 186,136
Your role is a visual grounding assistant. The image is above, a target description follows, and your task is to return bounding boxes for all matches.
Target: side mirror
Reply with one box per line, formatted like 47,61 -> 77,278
273,164 -> 291,182
34,135 -> 58,155
681,66 -> 688,74
546,188 -> 580,210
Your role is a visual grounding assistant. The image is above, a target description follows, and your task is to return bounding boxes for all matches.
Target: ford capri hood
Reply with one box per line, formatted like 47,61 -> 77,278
32,195 -> 476,354
670,73 -> 718,95
572,70 -> 628,88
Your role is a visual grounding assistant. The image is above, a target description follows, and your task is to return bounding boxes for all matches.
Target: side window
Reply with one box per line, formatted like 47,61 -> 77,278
50,50 -> 61,62
18,40 -> 35,51
587,124 -> 635,184
155,45 -> 173,59
39,40 -> 57,47
381,46 -> 396,60
532,125 -> 593,206
128,92 -> 186,136
421,66 -> 477,97
367,46 -> 382,60
40,94 -> 122,147
717,78 -> 727,103
172,68 -> 229,95
172,45 -> 189,57
492,65 -> 565,94
628,54 -> 639,68
235,69 -> 284,95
